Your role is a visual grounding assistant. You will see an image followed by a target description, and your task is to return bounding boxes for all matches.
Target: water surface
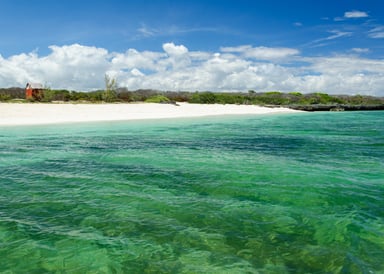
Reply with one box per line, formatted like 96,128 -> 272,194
0,112 -> 383,273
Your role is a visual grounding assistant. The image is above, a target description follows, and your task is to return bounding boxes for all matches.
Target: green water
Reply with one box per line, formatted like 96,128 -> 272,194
0,111 -> 383,273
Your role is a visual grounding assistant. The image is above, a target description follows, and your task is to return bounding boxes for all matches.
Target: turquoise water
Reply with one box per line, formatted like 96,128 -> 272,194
0,111 -> 383,273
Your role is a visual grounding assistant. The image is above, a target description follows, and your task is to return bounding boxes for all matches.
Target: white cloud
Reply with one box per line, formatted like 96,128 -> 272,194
137,25 -> 157,37
220,45 -> 299,60
1,43 -> 384,96
298,56 -> 384,95
220,45 -> 252,53
368,26 -> 384,39
326,30 -> 352,40
0,44 -> 110,90
334,10 -> 369,21
131,68 -> 144,77
161,42 -> 191,69
111,48 -> 164,71
306,30 -> 352,48
351,48 -> 370,53
344,11 -> 369,19
162,43 -> 188,56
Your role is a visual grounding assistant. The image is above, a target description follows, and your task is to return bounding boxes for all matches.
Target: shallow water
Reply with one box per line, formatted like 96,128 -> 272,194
0,112 -> 383,273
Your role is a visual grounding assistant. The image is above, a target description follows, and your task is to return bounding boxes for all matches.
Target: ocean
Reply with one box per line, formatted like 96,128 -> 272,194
0,111 -> 383,273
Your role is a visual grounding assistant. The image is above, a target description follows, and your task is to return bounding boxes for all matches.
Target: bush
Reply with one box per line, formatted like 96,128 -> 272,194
145,95 -> 171,103
0,94 -> 12,101
189,92 -> 217,104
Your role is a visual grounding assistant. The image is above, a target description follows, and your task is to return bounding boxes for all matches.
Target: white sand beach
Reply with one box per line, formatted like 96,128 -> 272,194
0,102 -> 299,126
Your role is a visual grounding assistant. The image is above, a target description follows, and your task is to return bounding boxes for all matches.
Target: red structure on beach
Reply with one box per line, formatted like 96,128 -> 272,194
25,83 -> 44,100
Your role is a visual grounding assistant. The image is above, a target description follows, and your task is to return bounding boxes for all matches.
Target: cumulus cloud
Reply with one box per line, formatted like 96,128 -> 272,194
298,56 -> 384,95
163,43 -> 188,55
1,43 -> 384,96
161,42 -> 191,69
111,48 -> 164,71
0,44 -> 110,90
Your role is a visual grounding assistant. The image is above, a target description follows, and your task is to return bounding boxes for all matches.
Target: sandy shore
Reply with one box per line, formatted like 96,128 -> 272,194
0,102 -> 299,126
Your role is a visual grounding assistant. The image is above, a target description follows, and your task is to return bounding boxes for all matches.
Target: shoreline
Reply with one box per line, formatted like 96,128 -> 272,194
0,102 -> 300,126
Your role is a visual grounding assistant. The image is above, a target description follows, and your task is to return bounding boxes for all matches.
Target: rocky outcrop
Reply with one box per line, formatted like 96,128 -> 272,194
287,104 -> 384,112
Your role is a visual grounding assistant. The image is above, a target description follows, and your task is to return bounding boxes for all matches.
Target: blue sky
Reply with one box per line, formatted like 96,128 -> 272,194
1,0 -> 384,95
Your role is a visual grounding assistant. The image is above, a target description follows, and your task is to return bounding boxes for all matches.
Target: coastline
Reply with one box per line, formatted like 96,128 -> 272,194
0,102 -> 300,126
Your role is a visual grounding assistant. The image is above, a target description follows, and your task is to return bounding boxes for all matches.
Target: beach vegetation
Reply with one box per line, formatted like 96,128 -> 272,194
145,95 -> 171,103
190,92 -> 217,104
69,91 -> 92,101
0,92 -> 12,101
41,89 -> 53,102
0,86 -> 383,110
289,91 -> 302,96
116,87 -> 134,102
102,74 -> 117,102
163,91 -> 191,102
128,89 -> 158,102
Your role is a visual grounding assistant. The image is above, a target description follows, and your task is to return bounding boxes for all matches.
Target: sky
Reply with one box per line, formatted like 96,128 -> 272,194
0,0 -> 384,96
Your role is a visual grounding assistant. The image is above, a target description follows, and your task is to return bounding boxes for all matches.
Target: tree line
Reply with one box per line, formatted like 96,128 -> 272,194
0,87 -> 383,109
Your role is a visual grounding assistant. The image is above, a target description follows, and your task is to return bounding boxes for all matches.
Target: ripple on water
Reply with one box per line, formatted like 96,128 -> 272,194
0,112 -> 383,272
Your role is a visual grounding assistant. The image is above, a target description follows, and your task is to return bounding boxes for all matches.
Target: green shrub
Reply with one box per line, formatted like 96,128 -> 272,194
289,92 -> 302,96
145,95 -> 171,103
0,94 -> 12,101
189,92 -> 217,104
